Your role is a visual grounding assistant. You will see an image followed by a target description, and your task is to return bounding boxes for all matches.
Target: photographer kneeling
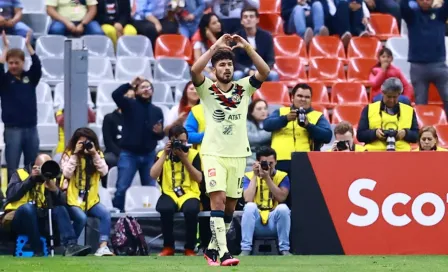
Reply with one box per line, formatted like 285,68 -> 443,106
56,128 -> 113,257
357,78 -> 418,151
330,121 -> 366,152
150,125 -> 203,256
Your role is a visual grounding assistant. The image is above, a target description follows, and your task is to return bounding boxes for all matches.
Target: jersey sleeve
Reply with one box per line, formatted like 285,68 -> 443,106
194,77 -> 213,99
236,76 -> 258,96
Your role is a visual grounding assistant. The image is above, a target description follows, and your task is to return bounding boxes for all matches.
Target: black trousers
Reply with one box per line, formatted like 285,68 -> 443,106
133,18 -> 178,48
156,194 -> 200,250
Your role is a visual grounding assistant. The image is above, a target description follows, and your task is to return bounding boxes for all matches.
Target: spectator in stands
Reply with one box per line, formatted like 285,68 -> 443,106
112,76 -> 165,211
263,83 -> 332,175
281,0 -> 328,45
357,77 -> 418,151
96,0 -> 137,46
246,99 -> 270,170
329,121 -> 366,152
46,0 -> 104,36
132,0 -> 179,46
401,0 -> 448,117
178,0 -> 206,38
101,107 -> 124,185
233,8 -> 278,81
370,47 -> 413,104
185,104 -> 205,151
0,31 -> 41,182
53,108 -> 96,164
211,0 -> 259,33
150,125 -> 202,256
415,126 -> 447,151
240,146 -> 291,256
59,127 -> 113,256
364,0 -> 401,30
2,154 -> 67,257
164,81 -> 200,135
193,13 -> 223,81
0,0 -> 31,37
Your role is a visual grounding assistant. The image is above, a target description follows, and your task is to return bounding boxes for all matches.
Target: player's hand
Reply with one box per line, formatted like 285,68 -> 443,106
131,76 -> 145,88
231,34 -> 250,50
211,34 -> 232,51
286,110 -> 297,122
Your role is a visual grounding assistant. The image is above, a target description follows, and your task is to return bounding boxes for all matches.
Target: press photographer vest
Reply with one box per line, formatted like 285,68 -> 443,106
271,107 -> 322,160
365,101 -> 413,151
60,151 -> 102,211
190,105 -> 206,152
245,170 -> 288,225
414,146 -> 448,151
157,149 -> 201,209
5,169 -> 46,211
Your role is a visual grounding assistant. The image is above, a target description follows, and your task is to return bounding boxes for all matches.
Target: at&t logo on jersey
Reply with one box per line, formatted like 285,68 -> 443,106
213,110 -> 225,122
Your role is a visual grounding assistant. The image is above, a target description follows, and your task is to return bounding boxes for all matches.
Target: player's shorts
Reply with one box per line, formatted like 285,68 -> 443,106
202,155 -> 246,199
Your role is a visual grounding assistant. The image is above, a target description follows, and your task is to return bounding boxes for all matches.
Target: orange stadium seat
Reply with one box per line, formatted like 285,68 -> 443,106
274,56 -> 308,87
308,58 -> 346,86
370,13 -> 400,40
259,13 -> 284,35
331,82 -> 369,106
312,104 -> 330,120
308,36 -> 346,60
332,105 -> 364,127
253,82 -> 290,106
306,82 -> 331,108
259,0 -> 281,13
347,37 -> 382,59
428,84 -> 443,105
273,35 -> 308,63
347,58 -> 377,86
414,105 -> 448,127
155,34 -> 192,63
435,124 -> 448,148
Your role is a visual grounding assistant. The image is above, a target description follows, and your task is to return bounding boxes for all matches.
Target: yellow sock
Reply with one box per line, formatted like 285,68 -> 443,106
209,211 -> 228,258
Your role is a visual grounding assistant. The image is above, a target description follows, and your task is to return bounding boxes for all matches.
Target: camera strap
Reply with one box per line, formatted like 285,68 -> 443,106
258,178 -> 272,210
170,160 -> 185,189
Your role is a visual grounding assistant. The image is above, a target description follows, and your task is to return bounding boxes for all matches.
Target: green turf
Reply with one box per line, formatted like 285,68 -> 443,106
1,256 -> 448,271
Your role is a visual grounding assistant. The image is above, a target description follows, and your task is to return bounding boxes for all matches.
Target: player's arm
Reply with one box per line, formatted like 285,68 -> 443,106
233,35 -> 270,82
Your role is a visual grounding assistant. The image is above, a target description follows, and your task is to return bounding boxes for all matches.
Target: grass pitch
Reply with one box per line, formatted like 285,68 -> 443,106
1,255 -> 448,272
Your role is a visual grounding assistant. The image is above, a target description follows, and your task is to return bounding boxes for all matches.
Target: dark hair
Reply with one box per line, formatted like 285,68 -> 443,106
419,126 -> 439,150
134,79 -> 153,101
240,7 -> 259,19
211,49 -> 235,67
247,99 -> 268,129
6,48 -> 25,61
64,127 -> 100,175
199,13 -> 223,50
375,47 -> 393,67
256,146 -> 277,161
291,83 -> 312,98
168,125 -> 188,139
334,121 -> 354,136
178,81 -> 199,115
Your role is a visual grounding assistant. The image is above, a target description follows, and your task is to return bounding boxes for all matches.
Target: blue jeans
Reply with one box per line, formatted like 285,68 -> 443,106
240,203 -> 291,252
11,203 -> 44,252
287,3 -> 325,36
112,150 -> 156,211
233,70 -> 280,82
327,0 -> 365,36
3,22 -> 31,37
48,20 -> 104,36
179,22 -> 199,39
4,126 -> 39,181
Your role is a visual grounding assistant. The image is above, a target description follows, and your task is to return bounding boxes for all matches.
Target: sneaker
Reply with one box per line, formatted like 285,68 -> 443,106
220,252 -> 240,266
239,250 -> 251,256
64,244 -> 91,257
184,249 -> 196,256
158,247 -> 175,256
94,246 -> 114,257
203,249 -> 220,266
280,250 -> 292,256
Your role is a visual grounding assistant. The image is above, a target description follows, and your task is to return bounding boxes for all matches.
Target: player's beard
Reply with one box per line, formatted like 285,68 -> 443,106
216,72 -> 233,84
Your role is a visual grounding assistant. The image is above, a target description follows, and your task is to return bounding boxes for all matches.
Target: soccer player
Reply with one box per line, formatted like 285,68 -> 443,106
190,34 -> 270,266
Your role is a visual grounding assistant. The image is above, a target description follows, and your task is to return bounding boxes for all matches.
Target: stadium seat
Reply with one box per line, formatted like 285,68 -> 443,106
347,37 -> 382,59
153,57 -> 190,82
274,56 -> 307,87
174,80 -> 191,102
125,186 -> 161,212
37,123 -> 58,150
107,167 -> 142,195
88,123 -> 103,147
22,0 -> 45,13
99,186 -> 118,212
258,13 -> 284,35
115,56 -> 152,82
154,34 -> 192,63
308,36 -> 346,60
96,104 -> 117,125
306,82 -> 331,108
414,105 -> 448,127
273,35 -> 307,63
347,58 -> 377,86
435,124 -> 448,148
88,57 -> 114,85
36,35 -> 66,58
22,14 -> 50,38
41,57 -> 64,85
36,82 -> 52,104
332,105 -> 364,127
54,82 -> 94,110
259,0 -> 281,13
312,104 -> 330,120
97,81 -> 126,105
152,82 -> 174,105
392,59 -> 411,81
370,13 -> 400,40
385,37 -> 408,60
81,35 -> 116,62
428,84 -> 443,105
253,82 -> 290,106
37,103 -> 56,124
0,35 -> 27,57
331,82 -> 369,106
308,58 -> 346,86
116,35 -> 154,59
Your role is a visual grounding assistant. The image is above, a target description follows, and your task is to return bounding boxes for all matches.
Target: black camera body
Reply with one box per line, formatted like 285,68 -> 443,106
260,160 -> 269,171
172,139 -> 189,153
383,129 -> 397,138
336,141 -> 350,151
82,140 -> 94,151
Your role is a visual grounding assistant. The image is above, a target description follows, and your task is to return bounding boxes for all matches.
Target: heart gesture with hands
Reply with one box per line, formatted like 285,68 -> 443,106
213,34 -> 251,51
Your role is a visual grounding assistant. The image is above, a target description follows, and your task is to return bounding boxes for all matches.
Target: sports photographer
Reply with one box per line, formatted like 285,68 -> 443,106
240,146 -> 291,256
57,128 -> 113,257
1,154 -> 66,256
357,77 -> 418,151
263,83 -> 332,175
330,121 -> 366,152
150,125 -> 202,257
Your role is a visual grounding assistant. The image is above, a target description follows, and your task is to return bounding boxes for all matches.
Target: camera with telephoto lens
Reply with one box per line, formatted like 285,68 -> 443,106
34,160 -> 61,183
297,107 -> 307,127
383,129 -> 398,151
336,141 -> 350,151
172,139 -> 189,153
82,140 -> 94,151
260,160 -> 269,171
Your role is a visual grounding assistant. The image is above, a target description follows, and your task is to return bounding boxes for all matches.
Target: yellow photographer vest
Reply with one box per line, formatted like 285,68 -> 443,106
190,104 -> 206,152
157,149 -> 201,209
245,170 -> 288,225
414,147 -> 448,151
271,107 -> 323,160
365,102 -> 413,151
5,169 -> 46,211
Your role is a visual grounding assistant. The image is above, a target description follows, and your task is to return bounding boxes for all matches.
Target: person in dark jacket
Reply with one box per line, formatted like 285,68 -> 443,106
0,31 -> 41,182
111,76 -> 164,211
233,8 -> 278,81
401,0 -> 448,118
101,108 -> 123,187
